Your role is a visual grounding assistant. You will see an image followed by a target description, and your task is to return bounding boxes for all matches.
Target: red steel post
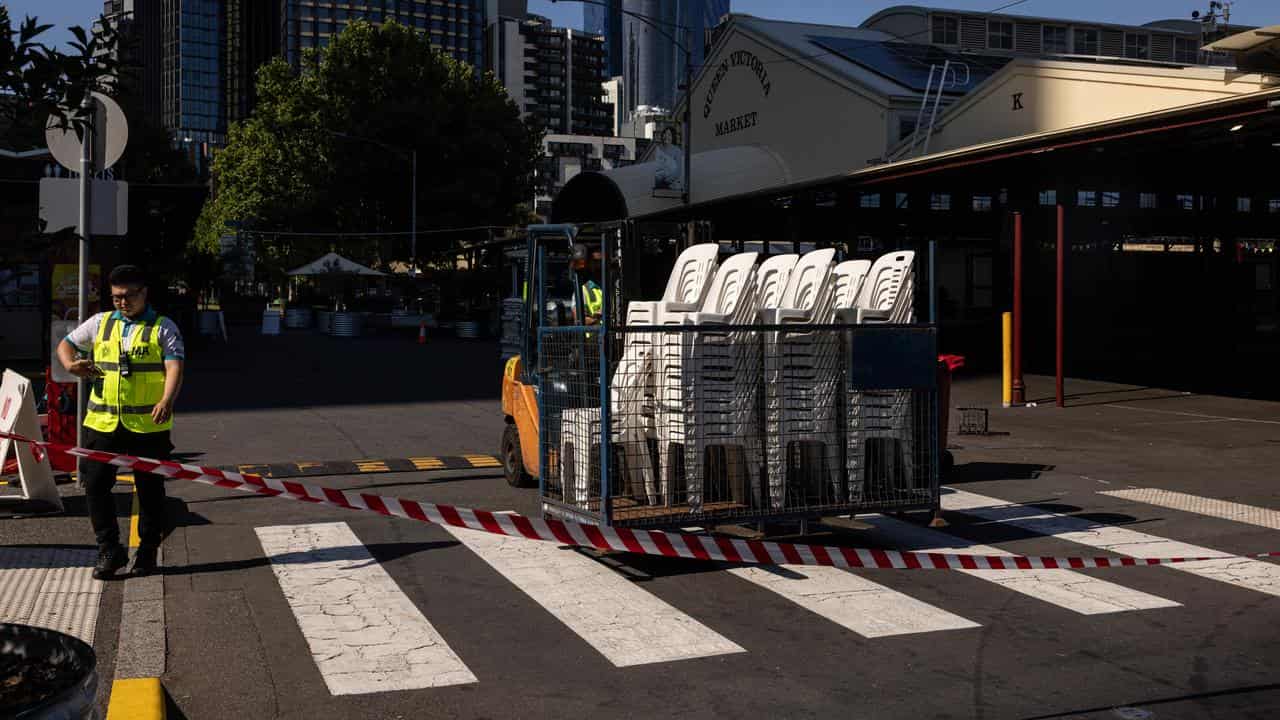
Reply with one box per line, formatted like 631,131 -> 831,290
1056,204 -> 1065,408
1011,211 -> 1025,405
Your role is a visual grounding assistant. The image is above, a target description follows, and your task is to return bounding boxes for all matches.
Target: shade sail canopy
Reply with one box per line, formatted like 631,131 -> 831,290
287,252 -> 386,276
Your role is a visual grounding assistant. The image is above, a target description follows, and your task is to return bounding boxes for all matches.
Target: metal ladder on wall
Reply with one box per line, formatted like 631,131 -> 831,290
905,62 -> 971,158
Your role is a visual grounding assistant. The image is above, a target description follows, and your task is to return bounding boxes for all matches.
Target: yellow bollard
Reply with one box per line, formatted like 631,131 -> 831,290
1002,311 -> 1012,407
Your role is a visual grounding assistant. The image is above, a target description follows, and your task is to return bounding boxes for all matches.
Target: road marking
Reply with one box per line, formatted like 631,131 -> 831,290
0,547 -> 103,644
1106,404 -> 1280,425
440,523 -> 744,667
129,491 -> 142,548
463,454 -> 502,468
105,677 -> 165,720
1101,488 -> 1280,531
943,488 -> 1280,598
256,522 -> 477,694
863,515 -> 1180,615
728,563 -> 980,638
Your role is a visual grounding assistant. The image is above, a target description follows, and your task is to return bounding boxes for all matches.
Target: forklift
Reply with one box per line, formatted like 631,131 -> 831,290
502,224 -> 603,488
499,221 -> 688,487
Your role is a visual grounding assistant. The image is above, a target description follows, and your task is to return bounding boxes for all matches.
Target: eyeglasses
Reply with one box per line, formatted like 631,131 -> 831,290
110,290 -> 142,303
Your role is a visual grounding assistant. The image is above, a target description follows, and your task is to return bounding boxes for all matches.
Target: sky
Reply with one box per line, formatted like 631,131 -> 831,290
4,0 -> 1274,50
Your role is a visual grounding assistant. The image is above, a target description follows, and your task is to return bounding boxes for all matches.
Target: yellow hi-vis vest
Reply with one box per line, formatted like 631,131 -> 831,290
85,313 -> 173,434
582,281 -> 602,317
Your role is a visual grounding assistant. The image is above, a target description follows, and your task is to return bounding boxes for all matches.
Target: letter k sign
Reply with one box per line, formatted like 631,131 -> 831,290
1012,92 -> 1024,111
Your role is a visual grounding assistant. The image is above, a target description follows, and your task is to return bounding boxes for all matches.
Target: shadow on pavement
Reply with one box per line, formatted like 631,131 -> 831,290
176,472 -> 501,506
1020,682 -> 1280,720
945,462 -> 1053,483
1052,392 -> 1196,408
159,540 -> 459,576
182,333 -> 504,411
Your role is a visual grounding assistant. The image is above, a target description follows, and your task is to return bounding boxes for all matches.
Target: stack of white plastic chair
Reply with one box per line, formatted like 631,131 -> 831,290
835,250 -> 917,502
560,406 -> 600,508
608,301 -> 661,505
606,243 -> 720,508
758,249 -> 839,510
815,260 -> 873,500
732,253 -> 800,508
667,252 -> 760,510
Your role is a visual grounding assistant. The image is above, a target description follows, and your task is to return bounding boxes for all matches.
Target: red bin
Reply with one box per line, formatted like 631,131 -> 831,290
937,354 -> 965,478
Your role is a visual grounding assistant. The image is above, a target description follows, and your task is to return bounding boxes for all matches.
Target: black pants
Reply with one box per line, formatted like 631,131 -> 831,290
82,426 -> 173,549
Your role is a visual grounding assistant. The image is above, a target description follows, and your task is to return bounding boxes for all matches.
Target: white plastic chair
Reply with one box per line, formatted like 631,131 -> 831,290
831,260 -> 872,313
838,250 -> 916,325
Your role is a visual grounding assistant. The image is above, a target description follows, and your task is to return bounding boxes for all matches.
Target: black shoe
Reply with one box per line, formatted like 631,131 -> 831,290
131,545 -> 159,577
93,544 -> 128,580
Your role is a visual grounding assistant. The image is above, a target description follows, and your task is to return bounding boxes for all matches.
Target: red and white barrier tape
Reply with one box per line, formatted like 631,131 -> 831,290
5,431 -> 1273,570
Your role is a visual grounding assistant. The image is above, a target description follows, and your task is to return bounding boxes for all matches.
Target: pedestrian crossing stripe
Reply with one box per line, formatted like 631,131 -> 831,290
218,455 -> 504,479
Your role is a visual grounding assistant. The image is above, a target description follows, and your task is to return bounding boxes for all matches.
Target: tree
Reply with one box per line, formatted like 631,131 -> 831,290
193,20 -> 542,289
1,6 -> 119,143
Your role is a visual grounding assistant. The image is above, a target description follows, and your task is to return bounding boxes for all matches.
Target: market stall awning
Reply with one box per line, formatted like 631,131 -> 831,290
287,252 -> 386,276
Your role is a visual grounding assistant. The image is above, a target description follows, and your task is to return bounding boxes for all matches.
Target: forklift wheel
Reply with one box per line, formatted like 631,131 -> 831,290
502,424 -> 535,488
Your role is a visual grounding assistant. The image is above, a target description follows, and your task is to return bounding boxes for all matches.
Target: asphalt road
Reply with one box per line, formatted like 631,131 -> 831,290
5,330 -> 1280,719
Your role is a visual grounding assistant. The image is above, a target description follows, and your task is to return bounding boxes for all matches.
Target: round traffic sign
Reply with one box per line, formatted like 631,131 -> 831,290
45,92 -> 129,172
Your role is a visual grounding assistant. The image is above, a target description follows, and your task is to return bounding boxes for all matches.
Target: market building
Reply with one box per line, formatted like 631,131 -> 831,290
552,10 -> 1280,398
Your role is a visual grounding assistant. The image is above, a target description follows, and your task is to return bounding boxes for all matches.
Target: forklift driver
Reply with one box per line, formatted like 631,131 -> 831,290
571,243 -> 603,326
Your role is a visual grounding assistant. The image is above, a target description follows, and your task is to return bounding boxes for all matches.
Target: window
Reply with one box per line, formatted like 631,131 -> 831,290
1269,199 -> 1280,214
1139,192 -> 1158,209
988,20 -> 1013,50
1043,25 -> 1068,54
931,15 -> 958,45
1101,191 -> 1120,208
1077,190 -> 1097,207
896,192 -> 909,209
1174,37 -> 1198,63
1038,189 -> 1057,206
1237,197 -> 1252,213
1177,193 -> 1194,210
1124,33 -> 1149,59
930,193 -> 951,210
972,194 -> 993,212
860,193 -> 881,209
1073,28 -> 1099,55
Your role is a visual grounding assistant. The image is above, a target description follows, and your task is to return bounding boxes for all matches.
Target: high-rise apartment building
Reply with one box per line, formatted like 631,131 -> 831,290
490,14 -> 612,136
161,0 -> 224,154
583,0 -> 621,76
674,0 -> 729,93
588,0 -> 728,117
98,0 -> 499,166
225,0 -> 282,126
99,0 -> 164,129
282,0 -> 487,70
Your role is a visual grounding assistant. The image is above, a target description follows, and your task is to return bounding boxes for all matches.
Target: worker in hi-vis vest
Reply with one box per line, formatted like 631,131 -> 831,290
571,243 -> 603,326
57,265 -> 185,580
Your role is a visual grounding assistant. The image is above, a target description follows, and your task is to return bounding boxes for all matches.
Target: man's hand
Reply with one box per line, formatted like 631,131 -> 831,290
151,399 -> 174,425
66,359 -> 102,378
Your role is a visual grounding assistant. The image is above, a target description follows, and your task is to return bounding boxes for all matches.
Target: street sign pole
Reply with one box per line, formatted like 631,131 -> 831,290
76,97 -> 94,486
46,92 -> 128,485
411,150 -> 417,274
